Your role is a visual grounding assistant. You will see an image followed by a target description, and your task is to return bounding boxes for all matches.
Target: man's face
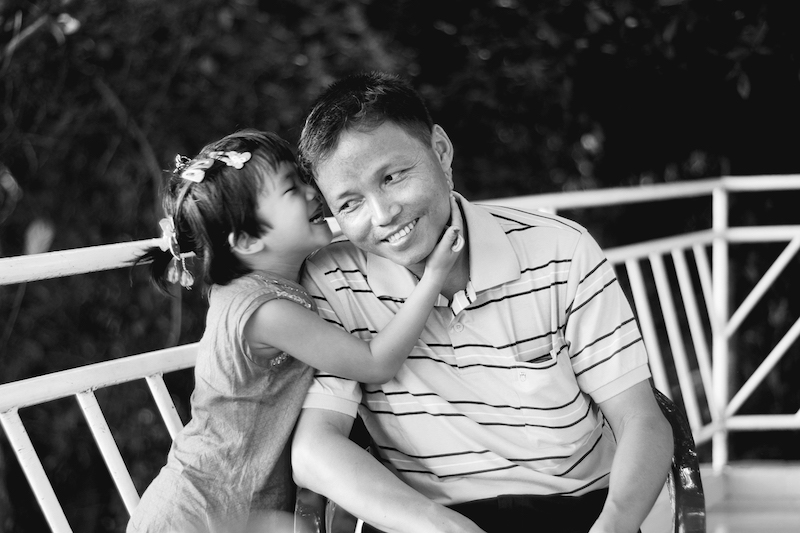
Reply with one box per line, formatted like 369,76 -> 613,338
315,122 -> 453,273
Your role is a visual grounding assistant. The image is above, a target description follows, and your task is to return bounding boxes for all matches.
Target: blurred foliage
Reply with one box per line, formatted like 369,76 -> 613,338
1,0 -> 799,531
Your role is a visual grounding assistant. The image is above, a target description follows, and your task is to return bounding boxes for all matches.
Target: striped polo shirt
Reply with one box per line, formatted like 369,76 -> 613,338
300,194 -> 651,506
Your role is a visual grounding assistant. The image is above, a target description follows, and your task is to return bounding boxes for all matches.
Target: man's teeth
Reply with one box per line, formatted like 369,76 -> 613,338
386,221 -> 415,243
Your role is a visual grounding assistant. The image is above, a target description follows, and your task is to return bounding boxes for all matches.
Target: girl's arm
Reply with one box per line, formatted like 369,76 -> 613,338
245,196 -> 464,383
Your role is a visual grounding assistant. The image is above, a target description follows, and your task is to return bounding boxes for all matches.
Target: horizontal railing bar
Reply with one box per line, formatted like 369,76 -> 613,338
0,220 -> 342,286
0,239 -> 162,286
485,175 -> 800,211
691,415 -> 800,444
0,245 -> 197,288
726,225 -> 800,243
0,344 -> 198,412
725,414 -> 800,430
720,174 -> 800,191
689,414 -> 800,443
484,178 -> 722,210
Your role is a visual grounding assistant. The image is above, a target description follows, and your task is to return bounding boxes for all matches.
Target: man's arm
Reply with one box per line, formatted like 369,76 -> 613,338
589,381 -> 674,533
291,408 -> 485,533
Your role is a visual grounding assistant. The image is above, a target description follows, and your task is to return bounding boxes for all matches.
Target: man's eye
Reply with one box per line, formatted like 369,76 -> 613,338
384,170 -> 407,185
338,200 -> 359,214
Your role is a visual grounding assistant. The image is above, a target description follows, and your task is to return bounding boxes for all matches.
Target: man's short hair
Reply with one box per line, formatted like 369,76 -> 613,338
298,72 -> 434,181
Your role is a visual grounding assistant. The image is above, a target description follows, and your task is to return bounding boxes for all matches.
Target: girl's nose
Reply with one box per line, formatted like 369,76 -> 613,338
303,184 -> 317,201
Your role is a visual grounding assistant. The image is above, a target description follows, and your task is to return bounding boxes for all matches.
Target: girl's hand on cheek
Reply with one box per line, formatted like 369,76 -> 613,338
425,195 -> 465,280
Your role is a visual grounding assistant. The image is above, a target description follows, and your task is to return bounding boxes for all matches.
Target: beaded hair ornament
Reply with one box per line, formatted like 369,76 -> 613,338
159,150 -> 252,288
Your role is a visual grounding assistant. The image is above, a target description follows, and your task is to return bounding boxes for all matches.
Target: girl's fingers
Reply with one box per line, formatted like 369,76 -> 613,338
447,195 -> 465,252
451,229 -> 464,252
448,194 -> 464,232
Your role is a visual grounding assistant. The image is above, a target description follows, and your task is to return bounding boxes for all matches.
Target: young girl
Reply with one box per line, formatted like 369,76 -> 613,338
126,129 -> 463,533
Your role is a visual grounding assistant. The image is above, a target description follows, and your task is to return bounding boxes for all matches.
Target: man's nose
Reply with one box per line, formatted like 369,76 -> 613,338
369,196 -> 401,226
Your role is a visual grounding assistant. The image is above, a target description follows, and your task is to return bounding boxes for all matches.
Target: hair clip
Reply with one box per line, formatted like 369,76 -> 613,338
208,150 -> 252,169
180,159 -> 214,183
178,151 -> 252,183
159,217 -> 194,288
174,154 -> 192,172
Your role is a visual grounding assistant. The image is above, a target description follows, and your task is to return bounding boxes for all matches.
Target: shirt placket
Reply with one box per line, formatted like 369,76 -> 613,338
446,281 -> 478,368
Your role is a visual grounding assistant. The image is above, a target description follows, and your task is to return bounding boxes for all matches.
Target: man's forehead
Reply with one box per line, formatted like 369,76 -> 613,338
316,124 -> 424,179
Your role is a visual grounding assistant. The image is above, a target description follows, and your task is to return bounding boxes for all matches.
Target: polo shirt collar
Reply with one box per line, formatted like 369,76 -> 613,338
367,193 -> 520,300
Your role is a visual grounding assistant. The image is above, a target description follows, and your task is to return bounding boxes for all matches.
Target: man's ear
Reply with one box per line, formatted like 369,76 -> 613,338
228,231 -> 265,255
431,124 -> 455,189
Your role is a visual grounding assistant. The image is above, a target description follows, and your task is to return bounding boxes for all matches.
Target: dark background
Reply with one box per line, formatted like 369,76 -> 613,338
1,1 -> 799,531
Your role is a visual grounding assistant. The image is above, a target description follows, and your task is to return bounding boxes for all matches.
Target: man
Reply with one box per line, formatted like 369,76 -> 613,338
291,72 -> 672,533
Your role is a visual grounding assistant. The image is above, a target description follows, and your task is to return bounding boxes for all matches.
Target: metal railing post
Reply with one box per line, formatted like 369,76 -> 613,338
711,185 -> 729,471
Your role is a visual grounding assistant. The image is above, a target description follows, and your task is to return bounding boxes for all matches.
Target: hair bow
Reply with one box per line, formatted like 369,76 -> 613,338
159,217 -> 194,288
208,151 -> 252,169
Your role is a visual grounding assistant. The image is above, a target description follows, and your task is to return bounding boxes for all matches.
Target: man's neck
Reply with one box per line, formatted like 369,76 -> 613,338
411,247 -> 469,300
441,275 -> 467,301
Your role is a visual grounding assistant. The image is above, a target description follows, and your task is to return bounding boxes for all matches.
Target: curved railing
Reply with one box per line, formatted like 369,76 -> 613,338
1,174 -> 799,532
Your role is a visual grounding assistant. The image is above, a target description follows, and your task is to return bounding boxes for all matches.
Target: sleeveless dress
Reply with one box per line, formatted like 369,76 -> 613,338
127,273 -> 316,533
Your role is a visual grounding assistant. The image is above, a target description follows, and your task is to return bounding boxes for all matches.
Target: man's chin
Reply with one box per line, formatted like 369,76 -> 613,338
385,251 -> 429,273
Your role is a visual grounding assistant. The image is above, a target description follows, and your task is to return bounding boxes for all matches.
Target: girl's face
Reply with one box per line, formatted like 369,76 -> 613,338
255,161 -> 333,262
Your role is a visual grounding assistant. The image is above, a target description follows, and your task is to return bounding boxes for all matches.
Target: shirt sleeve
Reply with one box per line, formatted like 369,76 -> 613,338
564,232 -> 651,404
299,260 -> 362,418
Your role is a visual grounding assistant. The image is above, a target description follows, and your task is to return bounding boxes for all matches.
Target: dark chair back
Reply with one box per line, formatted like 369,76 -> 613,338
653,387 -> 707,533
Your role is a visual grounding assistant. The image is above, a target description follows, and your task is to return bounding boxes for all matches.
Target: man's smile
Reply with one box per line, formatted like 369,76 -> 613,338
383,219 -> 417,244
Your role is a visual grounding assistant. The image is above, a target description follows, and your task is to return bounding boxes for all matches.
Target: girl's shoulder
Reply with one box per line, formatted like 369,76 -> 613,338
305,238 -> 367,269
211,273 -> 314,312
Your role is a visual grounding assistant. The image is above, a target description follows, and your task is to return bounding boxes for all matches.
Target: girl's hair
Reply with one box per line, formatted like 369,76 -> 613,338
137,129 -> 296,292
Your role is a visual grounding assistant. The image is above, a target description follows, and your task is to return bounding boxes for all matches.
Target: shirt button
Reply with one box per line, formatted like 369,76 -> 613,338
519,371 -> 527,382
453,323 -> 464,332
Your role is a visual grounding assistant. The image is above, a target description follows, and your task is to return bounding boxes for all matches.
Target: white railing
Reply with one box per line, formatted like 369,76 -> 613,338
1,175 -> 799,532
505,176 -> 800,470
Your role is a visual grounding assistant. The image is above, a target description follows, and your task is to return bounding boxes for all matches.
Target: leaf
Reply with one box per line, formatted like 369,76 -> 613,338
737,72 -> 751,99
